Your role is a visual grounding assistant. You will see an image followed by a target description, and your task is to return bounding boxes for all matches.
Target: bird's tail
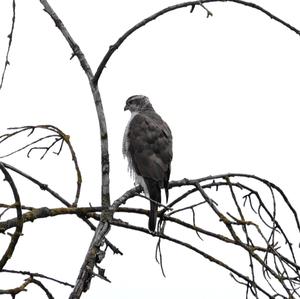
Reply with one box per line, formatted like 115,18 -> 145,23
164,167 -> 171,203
144,178 -> 161,232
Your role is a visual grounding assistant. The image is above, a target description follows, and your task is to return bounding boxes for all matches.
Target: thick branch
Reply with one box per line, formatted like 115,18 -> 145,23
69,221 -> 110,299
39,0 -> 93,79
39,1 -> 110,208
38,3 -> 111,295
0,163 -> 23,270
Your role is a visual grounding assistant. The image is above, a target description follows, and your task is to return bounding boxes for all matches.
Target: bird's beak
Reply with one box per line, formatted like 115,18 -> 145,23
124,104 -> 129,111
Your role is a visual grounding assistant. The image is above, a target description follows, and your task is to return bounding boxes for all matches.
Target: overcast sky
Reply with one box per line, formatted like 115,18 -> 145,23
1,0 -> 300,298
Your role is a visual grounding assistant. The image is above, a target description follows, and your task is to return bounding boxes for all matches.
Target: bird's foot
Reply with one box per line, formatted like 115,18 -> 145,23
148,228 -> 158,236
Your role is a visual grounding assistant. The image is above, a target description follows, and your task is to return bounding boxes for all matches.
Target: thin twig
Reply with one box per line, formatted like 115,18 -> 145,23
198,0 -> 213,17
0,0 -> 16,91
1,269 -> 74,287
111,219 -> 275,298
3,162 -> 71,207
0,125 -> 83,205
136,193 -> 173,210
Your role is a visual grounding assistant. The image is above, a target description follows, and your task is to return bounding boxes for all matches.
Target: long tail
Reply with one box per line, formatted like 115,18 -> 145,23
164,167 -> 171,203
144,178 -> 161,232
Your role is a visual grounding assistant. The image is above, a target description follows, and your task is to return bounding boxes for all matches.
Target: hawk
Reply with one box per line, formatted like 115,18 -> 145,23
123,95 -> 173,232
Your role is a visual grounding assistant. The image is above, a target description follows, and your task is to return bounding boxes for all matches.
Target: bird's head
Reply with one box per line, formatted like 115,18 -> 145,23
124,95 -> 154,113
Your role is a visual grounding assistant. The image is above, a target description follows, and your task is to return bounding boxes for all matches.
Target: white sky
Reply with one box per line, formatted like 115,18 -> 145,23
1,0 -> 300,298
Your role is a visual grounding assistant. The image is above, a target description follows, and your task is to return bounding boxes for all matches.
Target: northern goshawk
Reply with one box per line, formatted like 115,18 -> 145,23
123,95 -> 173,232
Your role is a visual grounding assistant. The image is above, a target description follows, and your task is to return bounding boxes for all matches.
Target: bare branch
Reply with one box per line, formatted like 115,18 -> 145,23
1,1 -> 300,298
69,221 -> 110,299
1,269 -> 74,288
30,278 -> 55,299
0,172 -> 300,297
0,125 -> 83,205
0,163 -> 23,270
197,0 -> 213,17
39,0 -> 93,79
111,219 -> 275,298
3,162 -> 71,207
0,277 -> 31,296
39,1 -> 110,208
0,0 -> 16,91
93,0 -> 300,84
0,276 -> 55,298
136,193 -> 173,211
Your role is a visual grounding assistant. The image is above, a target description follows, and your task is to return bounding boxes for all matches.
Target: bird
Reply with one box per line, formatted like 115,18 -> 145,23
123,95 -> 173,232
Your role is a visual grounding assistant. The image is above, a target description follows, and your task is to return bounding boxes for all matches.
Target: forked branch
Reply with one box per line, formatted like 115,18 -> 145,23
1,0 -> 300,298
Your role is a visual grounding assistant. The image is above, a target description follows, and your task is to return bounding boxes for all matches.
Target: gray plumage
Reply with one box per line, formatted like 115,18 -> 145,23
123,95 -> 173,231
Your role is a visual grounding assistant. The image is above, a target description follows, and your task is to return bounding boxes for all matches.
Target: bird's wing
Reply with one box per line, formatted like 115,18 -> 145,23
127,112 -> 172,183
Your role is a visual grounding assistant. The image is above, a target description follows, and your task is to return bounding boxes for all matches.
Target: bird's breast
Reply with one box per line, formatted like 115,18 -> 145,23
122,112 -> 138,157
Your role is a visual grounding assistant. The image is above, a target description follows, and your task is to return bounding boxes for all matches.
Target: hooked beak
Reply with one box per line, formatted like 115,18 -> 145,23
124,104 -> 129,111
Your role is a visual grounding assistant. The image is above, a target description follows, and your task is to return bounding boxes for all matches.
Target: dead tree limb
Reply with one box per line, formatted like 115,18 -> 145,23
37,3 -> 112,293
0,163 -> 23,270
39,0 -> 110,209
0,125 -> 82,206
0,0 -> 16,91
1,269 -> 74,288
1,0 -> 300,298
93,0 -> 300,84
0,170 -> 300,298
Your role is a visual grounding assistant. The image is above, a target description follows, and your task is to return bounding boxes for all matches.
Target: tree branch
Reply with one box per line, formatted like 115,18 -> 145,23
0,277 -> 31,296
1,172 -> 300,297
1,269 -> 74,288
0,0 -> 16,91
39,0 -> 110,209
0,163 -> 23,270
3,162 -> 71,207
110,219 -> 275,298
93,0 -> 300,84
69,221 -> 110,299
0,124 -> 83,206
2,1 -> 299,297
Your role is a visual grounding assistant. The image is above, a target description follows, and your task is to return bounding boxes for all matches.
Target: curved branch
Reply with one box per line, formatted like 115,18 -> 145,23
0,172 -> 298,297
110,219 -> 274,299
0,163 -> 23,270
30,278 -> 55,299
93,0 -> 300,84
39,0 -> 110,208
0,276 -> 55,298
0,124 -> 83,205
168,173 -> 300,234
